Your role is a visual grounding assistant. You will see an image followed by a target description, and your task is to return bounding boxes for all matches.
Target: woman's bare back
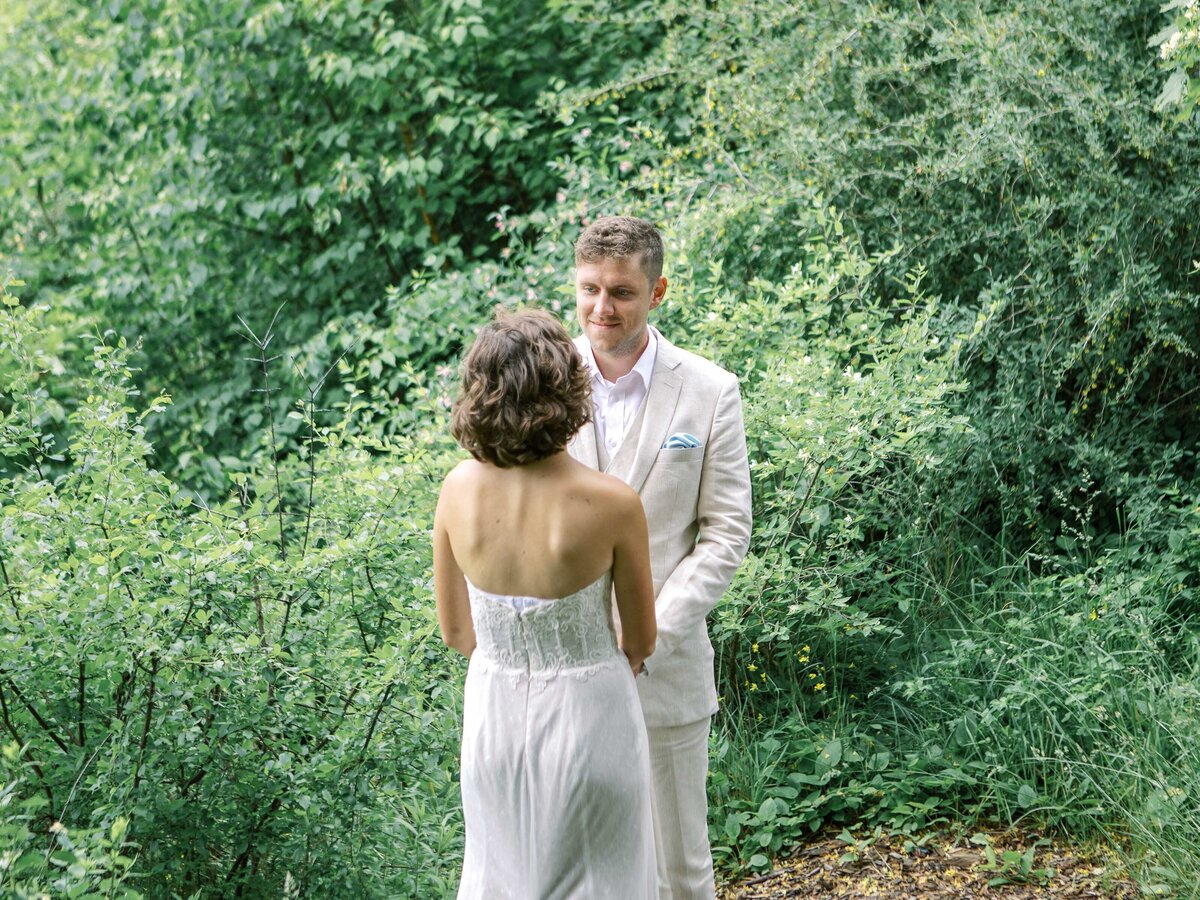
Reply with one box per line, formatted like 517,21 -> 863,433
440,453 -> 634,599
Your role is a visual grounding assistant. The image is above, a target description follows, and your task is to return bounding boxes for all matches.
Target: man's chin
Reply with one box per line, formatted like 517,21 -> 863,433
586,330 -> 624,352
587,328 -> 644,358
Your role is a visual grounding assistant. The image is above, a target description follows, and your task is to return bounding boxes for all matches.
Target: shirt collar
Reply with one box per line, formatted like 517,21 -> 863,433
583,327 -> 659,388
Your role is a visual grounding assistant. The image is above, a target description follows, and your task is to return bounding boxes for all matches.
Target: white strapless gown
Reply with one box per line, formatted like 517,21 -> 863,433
456,572 -> 656,899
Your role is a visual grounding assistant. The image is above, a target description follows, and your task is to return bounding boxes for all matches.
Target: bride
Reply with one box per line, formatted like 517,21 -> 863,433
434,309 -> 658,899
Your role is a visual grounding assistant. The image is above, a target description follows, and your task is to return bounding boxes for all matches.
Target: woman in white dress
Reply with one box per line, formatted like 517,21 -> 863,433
434,309 -> 658,899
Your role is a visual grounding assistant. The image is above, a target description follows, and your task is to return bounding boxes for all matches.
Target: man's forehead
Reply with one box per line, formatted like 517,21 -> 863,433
575,254 -> 649,280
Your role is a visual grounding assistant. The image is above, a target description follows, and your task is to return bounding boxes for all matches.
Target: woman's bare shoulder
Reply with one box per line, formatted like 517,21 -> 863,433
570,464 -> 642,515
439,458 -> 486,499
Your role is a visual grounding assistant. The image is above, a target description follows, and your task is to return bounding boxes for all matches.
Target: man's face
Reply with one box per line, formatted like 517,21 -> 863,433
574,255 -> 667,360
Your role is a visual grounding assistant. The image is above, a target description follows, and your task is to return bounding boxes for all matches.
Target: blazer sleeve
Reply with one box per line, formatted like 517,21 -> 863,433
647,375 -> 752,666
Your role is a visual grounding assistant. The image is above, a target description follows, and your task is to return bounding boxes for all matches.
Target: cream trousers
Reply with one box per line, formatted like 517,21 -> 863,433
646,718 -> 715,900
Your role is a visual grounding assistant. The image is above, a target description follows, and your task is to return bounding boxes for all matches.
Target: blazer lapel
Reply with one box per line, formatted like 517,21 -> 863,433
568,418 -> 600,470
625,336 -> 683,494
568,334 -> 601,470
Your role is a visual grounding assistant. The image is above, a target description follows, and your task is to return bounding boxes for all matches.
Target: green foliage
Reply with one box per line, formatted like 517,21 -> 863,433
973,834 -> 1055,887
1,742 -> 141,900
0,0 -> 660,490
1,282 -> 470,896
1152,0 -> 1200,118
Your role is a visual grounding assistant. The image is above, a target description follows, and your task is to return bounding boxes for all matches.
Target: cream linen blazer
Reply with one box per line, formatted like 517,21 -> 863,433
569,333 -> 752,727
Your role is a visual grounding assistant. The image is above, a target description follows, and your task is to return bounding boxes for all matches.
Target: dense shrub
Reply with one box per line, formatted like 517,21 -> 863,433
0,0 -> 661,490
1,280 -> 470,896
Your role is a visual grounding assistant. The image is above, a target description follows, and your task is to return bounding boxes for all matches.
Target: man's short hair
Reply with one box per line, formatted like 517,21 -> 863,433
574,216 -> 664,285
451,309 -> 592,468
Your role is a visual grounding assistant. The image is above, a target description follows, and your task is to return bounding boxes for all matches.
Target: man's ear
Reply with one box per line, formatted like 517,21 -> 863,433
650,275 -> 668,309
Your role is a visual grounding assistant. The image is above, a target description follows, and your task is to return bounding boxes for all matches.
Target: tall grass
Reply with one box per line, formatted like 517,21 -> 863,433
711,507 -> 1200,897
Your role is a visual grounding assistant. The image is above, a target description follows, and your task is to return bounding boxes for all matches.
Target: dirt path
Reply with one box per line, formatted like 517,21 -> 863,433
719,830 -> 1139,899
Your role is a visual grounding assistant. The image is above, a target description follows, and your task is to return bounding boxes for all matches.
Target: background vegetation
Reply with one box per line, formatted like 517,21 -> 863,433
3,0 -> 1198,897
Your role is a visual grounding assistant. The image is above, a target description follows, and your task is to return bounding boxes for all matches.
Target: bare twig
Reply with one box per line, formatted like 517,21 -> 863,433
132,654 -> 159,792
1,677 -> 70,753
0,684 -> 57,817
77,661 -> 86,746
0,552 -> 20,618
358,682 -> 395,762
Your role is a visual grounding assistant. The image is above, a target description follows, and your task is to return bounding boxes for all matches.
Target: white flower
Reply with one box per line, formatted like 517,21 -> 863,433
1161,30 -> 1183,60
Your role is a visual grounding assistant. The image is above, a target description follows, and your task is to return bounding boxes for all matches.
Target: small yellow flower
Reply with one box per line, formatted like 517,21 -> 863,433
751,643 -> 759,653
747,663 -> 757,672
815,682 -> 826,691
803,645 -> 810,652
760,673 -> 766,681
749,683 -> 758,692
1089,609 -> 1098,621
809,673 -> 817,679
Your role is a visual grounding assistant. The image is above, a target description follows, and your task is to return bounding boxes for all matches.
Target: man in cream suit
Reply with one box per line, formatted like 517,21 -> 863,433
567,216 -> 752,899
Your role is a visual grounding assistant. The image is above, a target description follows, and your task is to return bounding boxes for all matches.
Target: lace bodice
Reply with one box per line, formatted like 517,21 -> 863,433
466,573 -> 620,676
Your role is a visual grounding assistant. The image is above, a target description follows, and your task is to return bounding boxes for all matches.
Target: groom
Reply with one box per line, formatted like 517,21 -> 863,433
567,216 -> 752,898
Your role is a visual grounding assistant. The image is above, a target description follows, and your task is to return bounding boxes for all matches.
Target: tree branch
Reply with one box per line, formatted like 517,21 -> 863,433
1,676 -> 70,753
77,660 -> 86,746
0,684 -> 57,818
358,681 -> 394,763
0,552 -> 20,619
132,654 -> 159,793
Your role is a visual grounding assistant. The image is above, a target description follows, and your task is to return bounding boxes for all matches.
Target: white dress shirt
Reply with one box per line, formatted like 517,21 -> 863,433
582,328 -> 659,457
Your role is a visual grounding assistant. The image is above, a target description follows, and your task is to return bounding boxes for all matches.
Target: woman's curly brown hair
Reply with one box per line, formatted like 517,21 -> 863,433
451,309 -> 592,467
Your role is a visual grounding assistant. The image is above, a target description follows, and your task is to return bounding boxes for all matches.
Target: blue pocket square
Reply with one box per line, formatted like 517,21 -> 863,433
662,432 -> 701,449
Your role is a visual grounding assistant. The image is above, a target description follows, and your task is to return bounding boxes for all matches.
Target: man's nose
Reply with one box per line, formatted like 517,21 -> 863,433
594,291 -> 614,315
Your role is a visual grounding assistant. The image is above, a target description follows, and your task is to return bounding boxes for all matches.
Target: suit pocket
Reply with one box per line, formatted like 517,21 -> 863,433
646,449 -> 704,538
656,445 -> 705,468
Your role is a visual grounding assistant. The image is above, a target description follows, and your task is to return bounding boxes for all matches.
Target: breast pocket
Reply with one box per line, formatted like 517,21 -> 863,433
648,447 -> 704,531
656,445 -> 705,472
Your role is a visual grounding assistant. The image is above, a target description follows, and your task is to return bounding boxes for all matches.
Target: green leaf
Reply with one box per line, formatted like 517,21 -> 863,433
1156,69 -> 1189,110
1017,784 -> 1038,807
816,738 -> 842,773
